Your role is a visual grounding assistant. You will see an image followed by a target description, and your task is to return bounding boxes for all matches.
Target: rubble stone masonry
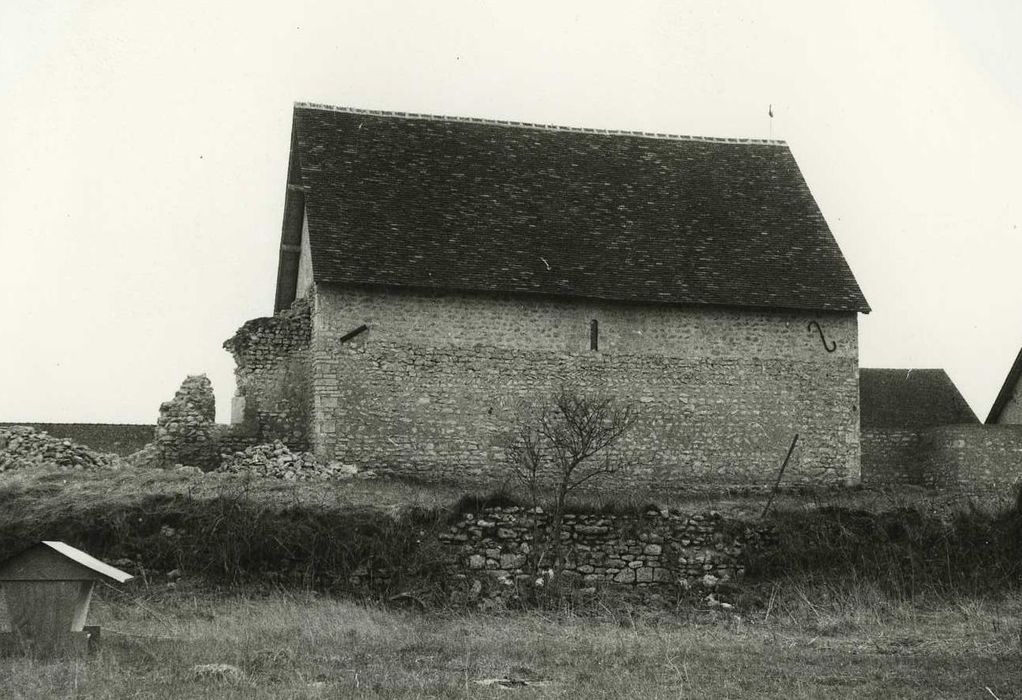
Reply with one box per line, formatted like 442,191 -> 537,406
916,425 -> 1022,499
223,298 -> 312,449
861,428 -> 921,486
438,505 -> 773,591
154,375 -> 219,469
309,286 -> 861,489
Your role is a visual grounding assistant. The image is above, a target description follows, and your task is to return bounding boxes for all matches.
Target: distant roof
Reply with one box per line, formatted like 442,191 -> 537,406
986,347 -> 1022,423
274,103 -> 869,313
860,369 -> 979,429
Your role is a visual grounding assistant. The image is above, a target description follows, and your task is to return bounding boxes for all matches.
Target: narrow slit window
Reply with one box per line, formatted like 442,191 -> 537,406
590,319 -> 599,351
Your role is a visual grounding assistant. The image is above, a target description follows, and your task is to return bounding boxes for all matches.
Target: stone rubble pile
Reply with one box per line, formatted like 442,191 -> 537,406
155,375 -> 219,470
217,440 -> 367,481
0,426 -> 118,472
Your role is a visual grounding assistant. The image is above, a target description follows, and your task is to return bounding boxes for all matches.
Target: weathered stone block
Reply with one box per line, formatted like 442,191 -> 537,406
613,569 -> 635,584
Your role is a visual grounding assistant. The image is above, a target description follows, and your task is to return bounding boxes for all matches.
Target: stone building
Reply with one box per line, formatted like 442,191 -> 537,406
986,347 -> 1022,424
224,103 -> 871,490
859,368 -> 978,486
860,367 -> 1022,498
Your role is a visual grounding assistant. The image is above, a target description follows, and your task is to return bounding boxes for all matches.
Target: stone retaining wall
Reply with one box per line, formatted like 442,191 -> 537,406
438,505 -> 772,593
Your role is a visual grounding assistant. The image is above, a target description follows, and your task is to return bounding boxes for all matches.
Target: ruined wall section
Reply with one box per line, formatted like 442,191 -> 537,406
310,286 -> 860,489
154,374 -> 219,469
224,297 -> 312,450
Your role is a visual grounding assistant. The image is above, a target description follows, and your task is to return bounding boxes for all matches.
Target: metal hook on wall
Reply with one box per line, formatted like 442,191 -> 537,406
807,321 -> 837,353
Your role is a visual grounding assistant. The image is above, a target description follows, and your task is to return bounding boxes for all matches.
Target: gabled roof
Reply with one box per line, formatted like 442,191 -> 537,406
986,347 -> 1022,423
274,103 -> 870,313
860,369 -> 979,430
0,541 -> 133,583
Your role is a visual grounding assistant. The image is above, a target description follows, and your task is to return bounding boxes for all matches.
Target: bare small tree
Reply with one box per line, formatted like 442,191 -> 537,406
507,389 -> 637,580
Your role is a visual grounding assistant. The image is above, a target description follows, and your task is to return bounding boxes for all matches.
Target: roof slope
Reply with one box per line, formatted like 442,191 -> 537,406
986,347 -> 1022,423
0,541 -> 133,582
860,369 -> 979,430
279,104 -> 869,313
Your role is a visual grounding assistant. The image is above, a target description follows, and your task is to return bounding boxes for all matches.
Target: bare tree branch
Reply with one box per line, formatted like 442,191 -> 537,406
505,387 -> 638,587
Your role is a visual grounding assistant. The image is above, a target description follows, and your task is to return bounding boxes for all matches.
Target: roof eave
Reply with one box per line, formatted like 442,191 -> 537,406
312,279 -> 868,315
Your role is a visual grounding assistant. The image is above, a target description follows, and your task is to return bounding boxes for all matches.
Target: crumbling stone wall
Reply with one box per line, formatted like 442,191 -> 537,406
310,286 -> 860,489
154,375 -> 219,469
438,505 -> 771,594
223,297 -> 312,450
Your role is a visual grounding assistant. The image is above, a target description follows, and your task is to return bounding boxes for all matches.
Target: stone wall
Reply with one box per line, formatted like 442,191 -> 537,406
860,428 -> 920,486
916,425 -> 1022,500
859,425 -> 1022,501
154,375 -> 219,469
0,423 -> 154,456
310,286 -> 860,489
438,505 -> 771,594
223,298 -> 312,449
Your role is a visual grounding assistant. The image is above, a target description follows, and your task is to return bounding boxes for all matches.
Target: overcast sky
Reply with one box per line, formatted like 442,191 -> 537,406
2,0 -> 1021,424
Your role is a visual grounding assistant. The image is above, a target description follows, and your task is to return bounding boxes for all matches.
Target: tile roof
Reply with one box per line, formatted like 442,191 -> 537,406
860,369 -> 979,430
281,103 -> 869,312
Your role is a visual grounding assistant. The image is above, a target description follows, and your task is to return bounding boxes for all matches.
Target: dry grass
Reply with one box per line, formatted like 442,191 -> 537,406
0,587 -> 1019,699
0,464 -> 472,517
2,465 -> 1020,696
2,461 -> 1006,527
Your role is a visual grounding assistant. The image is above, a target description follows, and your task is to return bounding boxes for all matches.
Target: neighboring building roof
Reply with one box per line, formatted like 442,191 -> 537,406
860,369 -> 979,430
274,103 -> 870,314
0,541 -> 133,583
985,346 -> 1022,423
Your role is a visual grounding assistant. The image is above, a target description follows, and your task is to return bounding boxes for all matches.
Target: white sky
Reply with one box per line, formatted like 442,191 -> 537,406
1,0 -> 1021,424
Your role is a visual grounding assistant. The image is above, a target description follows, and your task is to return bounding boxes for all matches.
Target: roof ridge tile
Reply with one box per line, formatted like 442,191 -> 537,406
293,101 -> 788,147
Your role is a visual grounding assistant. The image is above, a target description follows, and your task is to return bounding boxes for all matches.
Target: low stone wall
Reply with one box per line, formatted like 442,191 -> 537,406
917,425 -> 1022,499
0,423 -> 154,456
862,423 -> 1022,503
223,298 -> 311,449
860,428 -> 920,486
438,505 -> 771,595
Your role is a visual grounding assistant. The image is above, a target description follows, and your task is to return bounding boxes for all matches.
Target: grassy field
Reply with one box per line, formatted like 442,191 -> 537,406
1,463 -> 1020,697
1,586 -> 1019,699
